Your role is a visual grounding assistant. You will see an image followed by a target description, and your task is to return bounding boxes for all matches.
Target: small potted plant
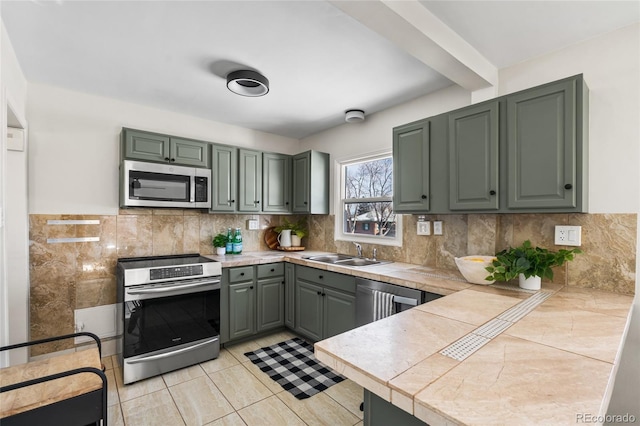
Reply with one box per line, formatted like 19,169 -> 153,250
485,240 -> 581,290
212,233 -> 228,255
275,217 -> 308,247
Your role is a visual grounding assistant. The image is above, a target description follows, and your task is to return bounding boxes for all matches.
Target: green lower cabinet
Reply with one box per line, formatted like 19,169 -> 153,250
364,389 -> 426,426
229,281 -> 255,341
284,264 -> 296,329
225,264 -> 286,344
295,280 -> 324,341
257,277 -> 285,332
294,270 -> 356,341
323,288 -> 356,339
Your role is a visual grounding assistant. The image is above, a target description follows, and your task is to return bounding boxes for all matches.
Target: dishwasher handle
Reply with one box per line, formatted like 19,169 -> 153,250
393,295 -> 418,306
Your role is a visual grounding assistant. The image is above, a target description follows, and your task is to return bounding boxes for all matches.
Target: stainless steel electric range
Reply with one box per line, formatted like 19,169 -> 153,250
116,254 -> 221,384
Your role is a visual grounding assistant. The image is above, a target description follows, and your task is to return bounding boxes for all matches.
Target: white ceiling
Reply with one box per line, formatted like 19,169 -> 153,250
1,1 -> 638,139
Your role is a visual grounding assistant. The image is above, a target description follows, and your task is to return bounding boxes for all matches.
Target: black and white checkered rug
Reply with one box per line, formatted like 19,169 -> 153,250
244,337 -> 345,400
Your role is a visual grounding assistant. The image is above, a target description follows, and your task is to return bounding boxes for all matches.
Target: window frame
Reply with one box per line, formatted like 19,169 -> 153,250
334,151 -> 402,247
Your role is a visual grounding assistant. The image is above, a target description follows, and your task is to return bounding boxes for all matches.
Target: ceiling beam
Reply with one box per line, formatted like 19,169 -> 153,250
329,0 -> 498,91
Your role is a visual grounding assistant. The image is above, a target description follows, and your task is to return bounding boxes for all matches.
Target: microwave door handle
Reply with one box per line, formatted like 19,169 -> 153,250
190,175 -> 196,203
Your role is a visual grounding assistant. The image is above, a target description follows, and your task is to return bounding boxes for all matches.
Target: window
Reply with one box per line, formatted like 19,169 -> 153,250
336,153 -> 401,246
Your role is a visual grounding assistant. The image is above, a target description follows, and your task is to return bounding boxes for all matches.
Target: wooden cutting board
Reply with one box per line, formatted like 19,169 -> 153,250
264,227 -> 279,250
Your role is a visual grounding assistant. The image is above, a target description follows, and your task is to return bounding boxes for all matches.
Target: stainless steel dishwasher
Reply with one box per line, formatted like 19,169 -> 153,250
355,278 -> 442,326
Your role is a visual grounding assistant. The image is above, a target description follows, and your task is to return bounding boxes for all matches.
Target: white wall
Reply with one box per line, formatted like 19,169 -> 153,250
27,83 -> 300,215
1,20 -> 29,366
301,83 -> 470,212
499,23 -> 639,215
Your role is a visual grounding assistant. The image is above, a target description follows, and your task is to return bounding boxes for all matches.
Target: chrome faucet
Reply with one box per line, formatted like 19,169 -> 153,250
353,242 -> 362,258
372,248 -> 377,261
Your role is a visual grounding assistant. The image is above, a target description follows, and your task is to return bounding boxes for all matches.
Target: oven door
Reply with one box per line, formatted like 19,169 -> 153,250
123,279 -> 221,359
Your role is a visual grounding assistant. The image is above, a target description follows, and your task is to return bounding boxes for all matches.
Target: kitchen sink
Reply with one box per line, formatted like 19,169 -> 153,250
303,254 -> 392,267
303,254 -> 355,263
335,258 -> 388,267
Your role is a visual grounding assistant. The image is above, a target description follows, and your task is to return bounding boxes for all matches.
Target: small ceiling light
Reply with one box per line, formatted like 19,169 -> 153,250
345,109 -> 365,123
226,70 -> 269,97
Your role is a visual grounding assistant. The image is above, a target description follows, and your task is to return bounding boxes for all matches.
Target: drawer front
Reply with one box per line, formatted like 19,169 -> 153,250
296,265 -> 355,293
228,266 -> 255,283
257,263 -> 284,279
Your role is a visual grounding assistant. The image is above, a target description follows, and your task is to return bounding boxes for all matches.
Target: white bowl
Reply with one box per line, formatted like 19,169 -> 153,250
454,256 -> 497,285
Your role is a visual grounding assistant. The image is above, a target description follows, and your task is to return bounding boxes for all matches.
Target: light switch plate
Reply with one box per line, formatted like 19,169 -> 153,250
433,221 -> 443,235
554,225 -> 582,246
417,221 -> 431,235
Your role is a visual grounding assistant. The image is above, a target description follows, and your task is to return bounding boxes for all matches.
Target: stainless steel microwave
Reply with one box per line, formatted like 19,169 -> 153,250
120,160 -> 211,209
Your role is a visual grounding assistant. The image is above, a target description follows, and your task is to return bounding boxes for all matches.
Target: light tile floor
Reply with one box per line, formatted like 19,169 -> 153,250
104,331 -> 364,426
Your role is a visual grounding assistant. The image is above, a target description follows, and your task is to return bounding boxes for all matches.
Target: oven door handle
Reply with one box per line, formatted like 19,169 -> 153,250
127,279 -> 220,295
126,337 -> 219,364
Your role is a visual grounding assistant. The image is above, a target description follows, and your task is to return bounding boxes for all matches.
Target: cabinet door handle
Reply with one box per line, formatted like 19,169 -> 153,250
170,158 -> 176,162
421,195 -> 427,199
282,281 -> 285,285
164,157 -> 170,162
250,286 -> 254,290
564,184 -> 573,190
489,190 -> 496,195
285,202 -> 289,205
322,293 -> 326,297
317,291 -> 322,295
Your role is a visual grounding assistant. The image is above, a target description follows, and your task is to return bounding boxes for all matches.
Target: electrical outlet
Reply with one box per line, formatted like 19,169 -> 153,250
433,221 -> 443,235
417,221 -> 431,235
247,219 -> 259,230
555,225 -> 582,246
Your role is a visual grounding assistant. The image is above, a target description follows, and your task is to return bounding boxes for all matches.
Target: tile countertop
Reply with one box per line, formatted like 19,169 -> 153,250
206,250 -> 635,425
205,250 -> 474,296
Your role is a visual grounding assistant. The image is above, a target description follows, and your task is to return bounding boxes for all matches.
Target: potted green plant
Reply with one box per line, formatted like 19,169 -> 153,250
212,233 -> 228,255
275,217 -> 308,247
485,240 -> 581,290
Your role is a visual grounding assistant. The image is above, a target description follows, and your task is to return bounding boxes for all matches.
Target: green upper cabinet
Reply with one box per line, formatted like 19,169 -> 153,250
392,74 -> 588,214
292,150 -> 329,214
263,152 -> 291,213
169,137 -> 210,168
210,144 -> 238,212
506,77 -> 586,210
448,101 -> 500,210
122,128 -> 209,168
393,119 -> 430,212
238,149 -> 262,212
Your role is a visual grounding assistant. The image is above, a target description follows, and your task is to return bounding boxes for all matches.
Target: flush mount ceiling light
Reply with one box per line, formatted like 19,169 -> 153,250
226,70 -> 269,97
345,109 -> 365,123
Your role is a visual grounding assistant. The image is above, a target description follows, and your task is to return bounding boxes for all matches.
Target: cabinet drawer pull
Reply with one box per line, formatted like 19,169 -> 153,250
270,268 -> 275,272
489,190 -> 496,195
564,184 -> 573,190
318,275 -> 323,279
240,272 -> 245,276
421,195 -> 427,199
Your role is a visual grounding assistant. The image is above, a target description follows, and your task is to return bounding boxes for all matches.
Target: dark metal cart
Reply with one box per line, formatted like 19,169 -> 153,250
0,332 -> 108,426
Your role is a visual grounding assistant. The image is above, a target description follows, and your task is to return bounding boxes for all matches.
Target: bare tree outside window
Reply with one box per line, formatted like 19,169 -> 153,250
342,157 -> 396,238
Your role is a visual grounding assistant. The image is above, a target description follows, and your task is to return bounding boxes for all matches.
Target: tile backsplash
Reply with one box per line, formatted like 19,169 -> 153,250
29,210 -> 636,355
